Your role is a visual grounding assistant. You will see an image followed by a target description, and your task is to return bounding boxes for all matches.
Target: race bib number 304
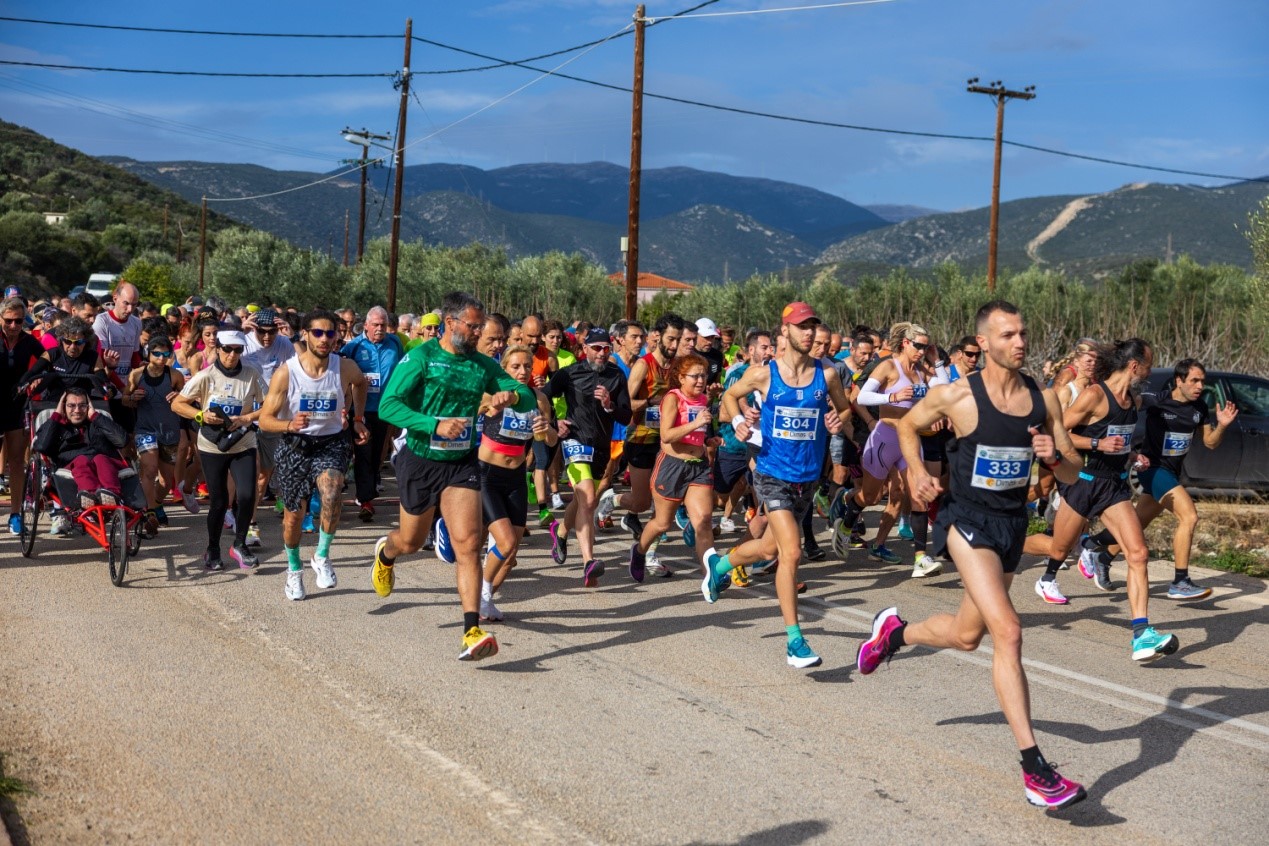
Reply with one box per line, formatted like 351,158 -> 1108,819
773,406 -> 819,441
971,445 -> 1033,490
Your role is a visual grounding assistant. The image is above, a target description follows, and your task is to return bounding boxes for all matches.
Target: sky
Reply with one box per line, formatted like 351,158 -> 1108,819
1,0 -> 1266,211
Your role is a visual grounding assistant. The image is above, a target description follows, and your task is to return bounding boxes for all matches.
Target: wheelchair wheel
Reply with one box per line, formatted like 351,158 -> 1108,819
108,508 -> 129,587
127,512 -> 143,556
19,456 -> 41,558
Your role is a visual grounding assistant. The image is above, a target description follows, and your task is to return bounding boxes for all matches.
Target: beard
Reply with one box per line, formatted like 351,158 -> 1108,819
451,333 -> 476,355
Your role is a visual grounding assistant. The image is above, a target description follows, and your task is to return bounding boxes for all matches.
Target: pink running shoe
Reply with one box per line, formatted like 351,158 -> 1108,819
1023,763 -> 1086,810
856,606 -> 905,675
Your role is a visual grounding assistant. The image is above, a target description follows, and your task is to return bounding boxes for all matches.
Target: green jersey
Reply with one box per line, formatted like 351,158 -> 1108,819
379,339 -> 533,462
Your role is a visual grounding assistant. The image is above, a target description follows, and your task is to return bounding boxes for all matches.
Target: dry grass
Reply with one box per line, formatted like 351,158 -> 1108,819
1137,499 -> 1269,577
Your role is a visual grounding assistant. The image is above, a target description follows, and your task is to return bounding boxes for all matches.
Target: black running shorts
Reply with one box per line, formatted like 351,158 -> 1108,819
933,499 -> 1029,573
625,441 -> 660,470
394,444 -> 480,516
481,460 -> 528,527
275,433 -> 350,513
652,452 -> 711,501
751,470 -> 816,521
1062,472 -> 1132,520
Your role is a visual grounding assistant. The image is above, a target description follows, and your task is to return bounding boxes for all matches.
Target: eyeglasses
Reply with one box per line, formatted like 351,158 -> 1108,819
307,328 -> 337,339
221,345 -> 244,355
449,317 -> 484,333
2,318 -> 23,326
587,344 -> 611,353
962,350 -> 981,359
682,371 -> 707,380
64,403 -> 90,411
62,338 -> 87,346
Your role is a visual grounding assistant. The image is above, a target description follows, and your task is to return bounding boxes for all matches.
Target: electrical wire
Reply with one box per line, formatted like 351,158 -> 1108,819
0,16 -> 400,38
647,0 -> 895,23
0,59 -> 392,78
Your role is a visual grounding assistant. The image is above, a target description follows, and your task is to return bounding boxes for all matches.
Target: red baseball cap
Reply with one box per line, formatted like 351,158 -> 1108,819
781,301 -> 820,325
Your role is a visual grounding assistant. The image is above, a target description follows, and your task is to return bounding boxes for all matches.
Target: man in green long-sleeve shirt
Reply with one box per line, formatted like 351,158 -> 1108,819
371,291 -> 534,662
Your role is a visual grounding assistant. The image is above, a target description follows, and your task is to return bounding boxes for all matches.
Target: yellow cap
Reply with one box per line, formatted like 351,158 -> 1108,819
420,312 -> 441,326
246,303 -> 260,313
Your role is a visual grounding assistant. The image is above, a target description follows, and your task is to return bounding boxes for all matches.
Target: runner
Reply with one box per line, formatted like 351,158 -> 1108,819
1080,358 -> 1237,601
125,333 -> 185,535
707,302 -> 854,669
243,308 -> 295,546
339,305 -> 404,523
92,281 -> 143,440
855,300 -> 1087,811
544,328 -> 632,586
1,297 -> 43,534
370,292 -> 533,661
259,309 -> 369,600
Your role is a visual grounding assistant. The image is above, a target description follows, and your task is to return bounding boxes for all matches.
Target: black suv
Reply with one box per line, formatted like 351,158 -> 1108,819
1137,368 -> 1269,494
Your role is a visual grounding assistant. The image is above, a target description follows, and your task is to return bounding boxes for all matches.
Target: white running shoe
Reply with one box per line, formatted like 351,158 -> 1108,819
645,548 -> 672,577
224,511 -> 236,532
285,569 -> 307,601
49,511 -> 73,537
596,488 -> 617,520
550,492 -> 565,510
310,553 -> 337,589
178,482 -> 201,514
911,553 -> 943,578
719,517 -> 736,534
480,596 -> 503,621
245,523 -> 263,548
1034,578 -> 1069,605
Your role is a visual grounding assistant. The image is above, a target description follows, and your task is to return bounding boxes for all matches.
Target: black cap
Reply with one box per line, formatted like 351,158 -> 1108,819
585,327 -> 611,346
254,308 -> 277,327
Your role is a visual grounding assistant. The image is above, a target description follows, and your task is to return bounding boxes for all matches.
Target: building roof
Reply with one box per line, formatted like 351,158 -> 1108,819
608,271 -> 695,291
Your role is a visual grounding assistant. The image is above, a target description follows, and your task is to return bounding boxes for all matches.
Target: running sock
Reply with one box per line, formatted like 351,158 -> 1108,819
285,544 -> 303,572
481,579 -> 493,600
712,552 -> 733,577
317,529 -> 334,558
910,510 -> 928,553
1172,568 -> 1189,584
1131,617 -> 1149,638
1042,557 -> 1064,581
464,611 -> 480,632
1092,528 -> 1115,548
887,621 -> 907,653
1020,746 -> 1047,776
785,624 -> 803,645
897,514 -> 910,532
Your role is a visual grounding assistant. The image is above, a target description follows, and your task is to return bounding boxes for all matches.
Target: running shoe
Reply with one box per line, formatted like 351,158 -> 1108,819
275,498 -> 285,517
729,560 -> 752,587
868,543 -> 901,564
284,569 -> 306,601
1023,763 -> 1086,810
828,488 -> 848,522
911,552 -> 943,578
434,517 -> 455,564
538,507 -> 553,528
459,626 -> 498,661
421,529 -> 434,551
1131,627 -> 1179,662
1093,555 -> 1116,592
857,606 -> 905,675
719,516 -> 736,534
223,511 -> 236,533
310,553 -> 336,589
831,518 -> 851,558
897,519 -> 913,541
814,490 -> 830,519
154,505 -> 170,527
675,506 -> 689,531
359,501 -> 375,522
203,550 -> 224,571
596,488 -> 617,521
645,548 -> 671,578
620,512 -> 643,539
804,540 -> 826,562
1167,577 -> 1212,601
849,528 -> 867,550
701,552 -> 727,603
8,513 -> 22,535
479,596 -> 503,622
627,542 -> 646,583
550,492 -> 565,510
599,515 -> 614,530
1034,578 -> 1069,605
301,513 -> 316,533
583,558 -> 605,588
786,637 -> 823,669
371,536 -> 394,597
49,511 -> 73,537
549,519 -> 567,565
230,544 -> 259,570
245,523 -> 262,548
682,520 -> 695,548
1077,547 -> 1098,579
178,482 -> 201,514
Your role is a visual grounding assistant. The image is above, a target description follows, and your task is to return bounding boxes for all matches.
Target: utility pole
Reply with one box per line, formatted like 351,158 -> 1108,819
343,209 -> 350,266
387,18 -> 412,312
341,127 -> 390,264
967,78 -> 1034,292
199,196 -> 207,292
176,220 -> 183,264
162,202 -> 168,243
624,4 -> 647,321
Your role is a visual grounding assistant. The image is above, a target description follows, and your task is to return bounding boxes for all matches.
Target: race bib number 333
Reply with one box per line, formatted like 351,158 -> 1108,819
971,445 -> 1032,490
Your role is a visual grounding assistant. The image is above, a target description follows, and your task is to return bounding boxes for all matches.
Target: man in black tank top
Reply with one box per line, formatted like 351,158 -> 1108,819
855,301 -> 1089,811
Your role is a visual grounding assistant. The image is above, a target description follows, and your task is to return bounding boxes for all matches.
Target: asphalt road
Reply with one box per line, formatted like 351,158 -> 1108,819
2,494 -> 1266,845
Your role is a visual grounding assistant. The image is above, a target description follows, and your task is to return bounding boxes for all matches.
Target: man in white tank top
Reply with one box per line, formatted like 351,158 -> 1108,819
259,309 -> 369,601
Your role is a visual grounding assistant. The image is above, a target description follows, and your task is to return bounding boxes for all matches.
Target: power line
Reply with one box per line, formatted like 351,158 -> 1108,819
0,59 -> 392,78
0,16 -> 400,38
648,0 -> 895,22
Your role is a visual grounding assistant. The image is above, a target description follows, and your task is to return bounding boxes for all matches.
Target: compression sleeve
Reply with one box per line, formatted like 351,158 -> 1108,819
857,377 -> 891,407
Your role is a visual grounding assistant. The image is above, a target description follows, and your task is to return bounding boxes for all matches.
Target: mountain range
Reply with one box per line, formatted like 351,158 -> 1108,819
102,156 -> 1268,281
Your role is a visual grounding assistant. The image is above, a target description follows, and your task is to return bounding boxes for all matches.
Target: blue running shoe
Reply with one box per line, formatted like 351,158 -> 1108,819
301,513 -> 316,533
869,543 -> 901,564
786,637 -> 822,668
8,513 -> 21,535
898,520 -> 913,541
675,505 -> 689,531
683,520 -> 695,548
828,488 -> 848,523
435,517 -> 455,564
1167,577 -> 1211,601
1131,627 -> 1179,662
701,550 -> 727,603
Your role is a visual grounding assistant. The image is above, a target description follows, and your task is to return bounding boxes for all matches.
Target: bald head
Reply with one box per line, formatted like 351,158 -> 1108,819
112,281 -> 139,318
521,315 -> 543,349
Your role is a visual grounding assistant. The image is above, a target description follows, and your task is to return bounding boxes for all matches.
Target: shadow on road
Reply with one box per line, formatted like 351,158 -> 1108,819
687,819 -> 830,845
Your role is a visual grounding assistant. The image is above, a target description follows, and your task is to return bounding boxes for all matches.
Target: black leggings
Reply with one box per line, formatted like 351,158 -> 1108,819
199,448 -> 257,553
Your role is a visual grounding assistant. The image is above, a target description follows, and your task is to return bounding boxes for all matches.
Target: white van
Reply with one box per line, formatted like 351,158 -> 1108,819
85,273 -> 118,299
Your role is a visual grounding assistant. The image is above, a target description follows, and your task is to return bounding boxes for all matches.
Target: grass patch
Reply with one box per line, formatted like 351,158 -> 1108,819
1200,549 -> 1269,578
0,753 -> 33,799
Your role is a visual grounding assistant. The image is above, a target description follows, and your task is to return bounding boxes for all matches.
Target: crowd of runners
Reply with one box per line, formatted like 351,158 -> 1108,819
0,281 -> 1240,813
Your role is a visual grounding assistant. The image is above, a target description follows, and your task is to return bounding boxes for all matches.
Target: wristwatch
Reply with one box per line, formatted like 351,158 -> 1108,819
1043,450 -> 1064,469
1090,437 -> 1100,452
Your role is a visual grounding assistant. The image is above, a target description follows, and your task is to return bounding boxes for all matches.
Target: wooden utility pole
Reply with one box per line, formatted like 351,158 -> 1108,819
162,202 -> 168,242
175,221 -> 183,263
624,4 -> 647,321
343,209 -> 350,266
967,78 -> 1034,292
386,18 -> 412,312
340,128 -> 390,264
198,196 -> 207,292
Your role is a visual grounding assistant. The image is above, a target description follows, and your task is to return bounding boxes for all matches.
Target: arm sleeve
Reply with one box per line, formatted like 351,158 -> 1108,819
857,377 -> 891,407
377,351 -> 437,436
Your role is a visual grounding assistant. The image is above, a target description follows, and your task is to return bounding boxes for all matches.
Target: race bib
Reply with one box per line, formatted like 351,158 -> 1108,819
1106,424 -> 1134,455
498,408 -> 538,441
365,372 -> 382,395
562,439 -> 594,465
298,391 -> 338,418
645,403 -> 662,426
911,383 -> 929,400
115,362 -> 132,377
773,406 -> 819,441
135,433 -> 158,453
1162,431 -> 1192,457
971,445 -> 1033,490
208,394 -> 243,418
430,418 -> 473,451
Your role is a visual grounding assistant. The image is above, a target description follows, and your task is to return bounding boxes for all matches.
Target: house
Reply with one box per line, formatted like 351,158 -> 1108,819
44,212 -> 68,225
608,271 -> 695,304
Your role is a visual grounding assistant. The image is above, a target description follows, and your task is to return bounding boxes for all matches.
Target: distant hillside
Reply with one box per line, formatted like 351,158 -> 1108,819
822,181 -> 1268,272
864,204 -> 943,223
107,157 -> 886,282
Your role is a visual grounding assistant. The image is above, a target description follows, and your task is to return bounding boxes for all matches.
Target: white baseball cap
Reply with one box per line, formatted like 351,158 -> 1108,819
217,329 -> 248,347
695,317 -> 720,338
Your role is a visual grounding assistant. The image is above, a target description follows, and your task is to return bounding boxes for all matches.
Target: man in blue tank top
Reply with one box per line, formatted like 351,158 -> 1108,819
709,302 -> 854,670
855,300 -> 1089,811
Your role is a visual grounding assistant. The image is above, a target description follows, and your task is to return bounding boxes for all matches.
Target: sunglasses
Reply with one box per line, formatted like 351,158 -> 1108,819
2,318 -> 23,326
307,328 -> 337,339
256,327 -> 277,335
62,338 -> 87,346
221,345 -> 245,355
587,344 -> 611,353
150,349 -> 174,358
910,341 -> 930,352
962,350 -> 981,358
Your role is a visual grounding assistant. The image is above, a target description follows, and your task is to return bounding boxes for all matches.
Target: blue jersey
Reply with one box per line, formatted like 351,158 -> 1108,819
757,360 -> 829,483
612,355 -> 631,443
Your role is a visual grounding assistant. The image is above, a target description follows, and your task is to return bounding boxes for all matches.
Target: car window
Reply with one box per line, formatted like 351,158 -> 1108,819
1226,375 -> 1269,417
